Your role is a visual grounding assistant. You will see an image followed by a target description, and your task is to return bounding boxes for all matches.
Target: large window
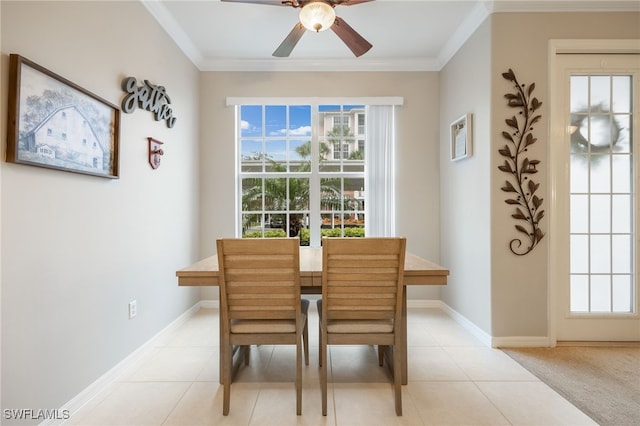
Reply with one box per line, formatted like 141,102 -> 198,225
237,103 -> 366,246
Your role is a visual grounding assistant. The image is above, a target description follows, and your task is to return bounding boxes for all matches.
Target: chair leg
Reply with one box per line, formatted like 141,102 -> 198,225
320,339 -> 328,416
378,345 -> 385,366
318,325 -> 322,367
296,333 -> 303,415
243,345 -> 250,366
316,299 -> 323,367
222,343 -> 232,416
303,317 -> 309,366
393,344 -> 402,416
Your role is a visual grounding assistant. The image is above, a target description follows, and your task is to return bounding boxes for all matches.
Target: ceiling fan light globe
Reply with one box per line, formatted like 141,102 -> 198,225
299,2 -> 335,32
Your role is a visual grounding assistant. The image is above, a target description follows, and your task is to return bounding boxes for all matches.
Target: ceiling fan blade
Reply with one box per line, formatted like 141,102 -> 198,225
273,23 -> 306,57
330,17 -> 372,57
336,0 -> 375,6
220,0 -> 286,6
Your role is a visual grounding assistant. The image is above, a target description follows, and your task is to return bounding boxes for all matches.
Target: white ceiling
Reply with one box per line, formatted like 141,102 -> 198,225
141,0 -> 639,71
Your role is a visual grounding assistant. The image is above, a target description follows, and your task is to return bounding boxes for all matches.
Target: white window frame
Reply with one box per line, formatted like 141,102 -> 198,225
228,97 -> 403,247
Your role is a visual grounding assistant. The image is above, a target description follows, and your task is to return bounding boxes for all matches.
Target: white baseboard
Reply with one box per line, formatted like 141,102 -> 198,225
199,299 -> 219,309
492,336 -> 552,348
407,299 -> 443,309
205,299 -> 442,309
438,302 -> 493,347
436,301 -> 551,348
53,301 -> 205,426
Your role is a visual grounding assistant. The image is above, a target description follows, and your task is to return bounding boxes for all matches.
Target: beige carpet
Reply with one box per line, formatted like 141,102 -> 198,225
503,346 -> 640,426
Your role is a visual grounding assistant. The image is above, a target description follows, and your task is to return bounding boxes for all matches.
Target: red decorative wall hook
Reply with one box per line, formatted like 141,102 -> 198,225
148,137 -> 164,169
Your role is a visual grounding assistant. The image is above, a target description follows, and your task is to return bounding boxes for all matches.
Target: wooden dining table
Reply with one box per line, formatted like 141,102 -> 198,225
176,247 -> 449,384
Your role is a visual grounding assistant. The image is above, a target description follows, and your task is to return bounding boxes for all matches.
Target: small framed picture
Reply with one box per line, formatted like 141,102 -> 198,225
6,54 -> 120,178
450,113 -> 472,161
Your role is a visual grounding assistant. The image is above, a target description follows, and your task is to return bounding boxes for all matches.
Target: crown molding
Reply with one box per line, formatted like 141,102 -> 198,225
141,0 -> 204,66
436,1 -> 492,70
488,0 -> 640,13
142,0 -> 640,72
197,56 -> 442,72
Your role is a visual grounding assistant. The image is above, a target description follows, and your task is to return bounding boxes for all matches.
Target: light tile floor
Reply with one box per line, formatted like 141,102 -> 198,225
67,301 -> 597,425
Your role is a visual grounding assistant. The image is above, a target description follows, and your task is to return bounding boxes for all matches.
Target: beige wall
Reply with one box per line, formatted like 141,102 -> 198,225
440,18 -> 493,335
440,12 -> 640,342
490,12 -> 640,339
198,71 -> 443,301
1,1 -> 200,415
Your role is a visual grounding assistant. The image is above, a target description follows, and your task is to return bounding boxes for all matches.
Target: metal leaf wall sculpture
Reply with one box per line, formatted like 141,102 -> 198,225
498,69 -> 545,256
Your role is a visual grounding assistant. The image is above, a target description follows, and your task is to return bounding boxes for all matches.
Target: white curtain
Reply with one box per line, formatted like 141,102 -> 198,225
365,105 -> 397,237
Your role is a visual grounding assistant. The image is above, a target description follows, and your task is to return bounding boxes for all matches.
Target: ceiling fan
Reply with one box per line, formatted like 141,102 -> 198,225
221,0 -> 374,57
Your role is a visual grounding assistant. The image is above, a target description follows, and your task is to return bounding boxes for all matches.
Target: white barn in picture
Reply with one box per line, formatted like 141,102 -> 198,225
22,105 -> 105,170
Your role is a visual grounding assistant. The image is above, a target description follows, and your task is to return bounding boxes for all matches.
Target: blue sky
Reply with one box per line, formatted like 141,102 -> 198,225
240,104 -> 364,160
240,104 -> 363,137
240,105 -> 311,138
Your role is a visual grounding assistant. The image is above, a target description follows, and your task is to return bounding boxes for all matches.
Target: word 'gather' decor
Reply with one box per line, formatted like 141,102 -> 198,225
498,68 -> 545,256
121,77 -> 176,128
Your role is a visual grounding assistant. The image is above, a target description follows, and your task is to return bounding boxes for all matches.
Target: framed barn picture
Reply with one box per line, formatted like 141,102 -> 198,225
6,54 -> 120,178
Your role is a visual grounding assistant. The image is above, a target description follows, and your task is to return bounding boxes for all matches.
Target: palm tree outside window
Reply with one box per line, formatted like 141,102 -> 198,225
238,104 -> 366,246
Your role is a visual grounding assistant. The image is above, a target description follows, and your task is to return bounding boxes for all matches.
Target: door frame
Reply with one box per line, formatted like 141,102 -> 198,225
548,39 -> 640,345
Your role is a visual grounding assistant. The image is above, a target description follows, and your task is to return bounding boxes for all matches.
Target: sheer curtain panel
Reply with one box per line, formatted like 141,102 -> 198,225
365,105 -> 397,237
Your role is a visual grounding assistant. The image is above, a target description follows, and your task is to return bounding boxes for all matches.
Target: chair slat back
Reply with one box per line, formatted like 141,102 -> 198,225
217,238 -> 301,321
322,237 -> 406,322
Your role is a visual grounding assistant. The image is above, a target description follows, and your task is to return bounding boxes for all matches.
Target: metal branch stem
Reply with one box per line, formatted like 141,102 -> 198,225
498,69 -> 545,256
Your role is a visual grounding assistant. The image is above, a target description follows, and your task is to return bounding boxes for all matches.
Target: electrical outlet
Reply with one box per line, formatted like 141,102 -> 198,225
128,300 -> 137,319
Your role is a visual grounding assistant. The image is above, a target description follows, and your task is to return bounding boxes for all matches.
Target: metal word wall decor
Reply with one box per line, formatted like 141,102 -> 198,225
498,68 -> 545,256
121,77 -> 176,128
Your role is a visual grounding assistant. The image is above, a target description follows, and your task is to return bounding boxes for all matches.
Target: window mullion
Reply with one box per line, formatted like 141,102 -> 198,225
238,101 -> 370,246
309,103 -> 321,247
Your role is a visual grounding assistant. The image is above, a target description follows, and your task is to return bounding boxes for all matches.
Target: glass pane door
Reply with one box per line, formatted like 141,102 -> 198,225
569,75 -> 634,314
551,50 -> 640,342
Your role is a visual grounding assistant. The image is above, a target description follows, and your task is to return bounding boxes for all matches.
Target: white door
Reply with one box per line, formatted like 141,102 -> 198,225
550,46 -> 640,342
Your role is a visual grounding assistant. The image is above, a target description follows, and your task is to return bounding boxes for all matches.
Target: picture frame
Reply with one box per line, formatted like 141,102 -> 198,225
450,113 -> 472,161
6,54 -> 120,178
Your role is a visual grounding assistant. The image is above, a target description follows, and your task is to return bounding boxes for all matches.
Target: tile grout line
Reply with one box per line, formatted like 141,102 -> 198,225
159,382 -> 196,426
470,380 -> 515,426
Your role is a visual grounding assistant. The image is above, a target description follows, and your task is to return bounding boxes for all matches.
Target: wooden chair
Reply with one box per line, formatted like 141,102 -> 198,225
216,237 -> 305,416
318,237 -> 406,416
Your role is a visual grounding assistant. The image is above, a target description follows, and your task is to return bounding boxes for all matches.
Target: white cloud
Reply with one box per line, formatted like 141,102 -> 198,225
290,125 -> 311,136
242,122 -> 311,137
269,125 -> 311,137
